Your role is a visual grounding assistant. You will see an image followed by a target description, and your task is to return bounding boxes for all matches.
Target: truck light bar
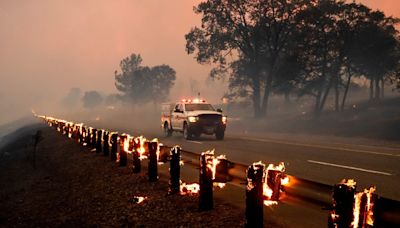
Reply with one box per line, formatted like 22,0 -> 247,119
181,98 -> 206,103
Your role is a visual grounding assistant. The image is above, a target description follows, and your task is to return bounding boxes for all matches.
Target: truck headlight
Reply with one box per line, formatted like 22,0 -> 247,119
188,116 -> 199,122
222,116 -> 227,124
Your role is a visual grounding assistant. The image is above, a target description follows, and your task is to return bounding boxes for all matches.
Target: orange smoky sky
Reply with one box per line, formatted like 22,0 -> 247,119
0,0 -> 398,124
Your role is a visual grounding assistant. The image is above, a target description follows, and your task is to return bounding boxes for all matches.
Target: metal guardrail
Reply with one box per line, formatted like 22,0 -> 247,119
171,147 -> 400,227
36,114 -> 400,227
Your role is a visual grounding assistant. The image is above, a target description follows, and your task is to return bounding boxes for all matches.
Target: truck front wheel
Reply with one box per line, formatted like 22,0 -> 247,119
183,123 -> 192,140
163,122 -> 172,137
215,129 -> 225,140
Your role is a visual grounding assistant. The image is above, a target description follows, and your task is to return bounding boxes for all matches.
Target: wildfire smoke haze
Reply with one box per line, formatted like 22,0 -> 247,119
0,0 -> 398,125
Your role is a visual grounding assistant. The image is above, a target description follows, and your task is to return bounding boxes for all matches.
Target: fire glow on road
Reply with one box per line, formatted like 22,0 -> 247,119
307,160 -> 393,176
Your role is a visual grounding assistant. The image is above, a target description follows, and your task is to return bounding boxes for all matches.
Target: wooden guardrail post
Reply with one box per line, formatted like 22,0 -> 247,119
96,129 -> 102,153
199,152 -> 214,211
110,133 -> 118,161
103,131 -> 110,156
169,146 -> 181,194
132,138 -> 141,173
245,162 -> 265,228
118,135 -> 128,166
148,141 -> 159,182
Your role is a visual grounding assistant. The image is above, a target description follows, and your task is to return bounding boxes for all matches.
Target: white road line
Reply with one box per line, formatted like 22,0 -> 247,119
238,137 -> 399,157
189,141 -> 203,144
307,160 -> 393,176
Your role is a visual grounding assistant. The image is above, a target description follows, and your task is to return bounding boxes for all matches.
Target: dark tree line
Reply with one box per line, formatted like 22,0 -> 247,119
114,53 -> 176,105
186,0 -> 400,118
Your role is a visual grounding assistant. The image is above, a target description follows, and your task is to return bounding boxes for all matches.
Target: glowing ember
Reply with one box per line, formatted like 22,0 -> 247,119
130,196 -> 147,204
213,182 -> 226,189
264,200 -> 278,206
180,182 -> 200,195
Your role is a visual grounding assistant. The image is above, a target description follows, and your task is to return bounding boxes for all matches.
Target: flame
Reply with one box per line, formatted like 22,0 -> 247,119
281,176 -> 290,186
201,150 -> 227,189
263,162 -> 288,206
121,134 -> 132,153
366,187 -> 376,225
151,138 -> 161,162
352,186 -> 376,228
131,196 -> 147,204
202,150 -> 225,180
247,161 -> 265,192
135,136 -> 148,160
136,196 -> 146,204
264,200 -> 278,206
213,182 -> 226,189
180,181 -> 200,195
341,179 -> 357,188
108,131 -> 117,147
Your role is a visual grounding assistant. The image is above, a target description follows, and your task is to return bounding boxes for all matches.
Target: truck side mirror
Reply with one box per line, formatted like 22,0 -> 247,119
217,108 -> 223,113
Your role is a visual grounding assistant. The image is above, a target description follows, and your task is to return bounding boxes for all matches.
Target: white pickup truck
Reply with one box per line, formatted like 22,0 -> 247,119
161,99 -> 227,140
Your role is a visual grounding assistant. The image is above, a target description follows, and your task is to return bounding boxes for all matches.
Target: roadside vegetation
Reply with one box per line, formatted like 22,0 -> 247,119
185,0 -> 400,119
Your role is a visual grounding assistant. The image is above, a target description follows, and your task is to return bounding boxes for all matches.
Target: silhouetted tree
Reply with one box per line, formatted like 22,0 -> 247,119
186,0 -> 314,118
296,1 -> 399,116
82,91 -> 103,109
187,0 -> 399,118
349,10 -> 399,102
114,54 -> 176,104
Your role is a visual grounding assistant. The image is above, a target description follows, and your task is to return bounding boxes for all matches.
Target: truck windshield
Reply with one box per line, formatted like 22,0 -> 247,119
185,103 -> 215,111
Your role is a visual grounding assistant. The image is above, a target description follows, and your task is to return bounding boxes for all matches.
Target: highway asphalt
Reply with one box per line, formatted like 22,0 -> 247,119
84,119 -> 400,201
160,133 -> 400,201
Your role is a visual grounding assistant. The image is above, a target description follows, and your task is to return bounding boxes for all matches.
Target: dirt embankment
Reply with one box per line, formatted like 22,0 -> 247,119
0,124 -> 244,227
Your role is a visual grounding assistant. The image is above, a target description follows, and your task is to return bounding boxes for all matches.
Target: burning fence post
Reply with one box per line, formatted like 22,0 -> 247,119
79,126 -> 85,145
65,123 -> 69,136
103,131 -> 110,156
214,155 -> 230,183
329,184 -> 378,228
147,141 -> 159,182
118,135 -> 128,166
85,128 -> 92,147
67,123 -> 73,138
329,179 -> 357,228
353,187 -> 377,228
96,129 -> 103,153
91,129 -> 97,149
169,146 -> 181,194
199,151 -> 214,211
110,133 -> 118,162
265,163 -> 287,202
132,137 -> 142,173
245,162 -> 265,228
73,124 -> 80,142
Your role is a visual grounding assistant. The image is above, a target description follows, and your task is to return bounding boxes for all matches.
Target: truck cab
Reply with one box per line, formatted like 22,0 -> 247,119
161,99 -> 227,140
